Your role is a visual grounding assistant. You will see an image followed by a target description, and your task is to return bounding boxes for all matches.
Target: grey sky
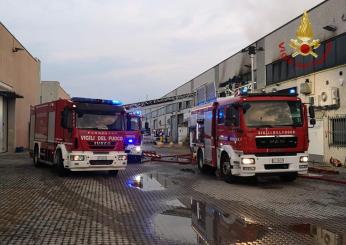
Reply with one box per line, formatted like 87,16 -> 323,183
1,0 -> 323,103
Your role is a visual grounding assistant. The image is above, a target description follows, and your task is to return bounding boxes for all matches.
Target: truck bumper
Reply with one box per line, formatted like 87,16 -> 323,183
64,151 -> 127,172
125,145 -> 142,163
231,153 -> 309,177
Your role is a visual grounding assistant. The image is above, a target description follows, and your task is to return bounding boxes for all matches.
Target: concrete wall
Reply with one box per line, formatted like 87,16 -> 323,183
0,23 -> 40,151
41,81 -> 70,103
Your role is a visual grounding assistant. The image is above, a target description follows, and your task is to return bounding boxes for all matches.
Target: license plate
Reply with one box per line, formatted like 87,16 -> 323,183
272,158 -> 284,163
97,156 -> 107,160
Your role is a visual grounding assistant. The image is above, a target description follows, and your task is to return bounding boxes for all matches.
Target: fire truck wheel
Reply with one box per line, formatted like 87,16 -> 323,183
33,145 -> 41,167
108,170 -> 119,176
56,151 -> 69,177
197,150 -> 208,173
220,154 -> 232,181
280,172 -> 297,182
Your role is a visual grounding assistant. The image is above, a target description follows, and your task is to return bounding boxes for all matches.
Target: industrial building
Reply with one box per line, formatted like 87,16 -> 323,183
140,0 -> 346,164
0,22 -> 41,153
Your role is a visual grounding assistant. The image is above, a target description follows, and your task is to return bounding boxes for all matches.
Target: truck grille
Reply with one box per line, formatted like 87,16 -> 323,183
89,160 -> 113,165
264,164 -> 289,170
256,137 -> 297,148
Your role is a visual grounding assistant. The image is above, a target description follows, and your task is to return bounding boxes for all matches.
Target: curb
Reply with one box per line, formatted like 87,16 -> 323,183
308,167 -> 339,175
299,174 -> 346,185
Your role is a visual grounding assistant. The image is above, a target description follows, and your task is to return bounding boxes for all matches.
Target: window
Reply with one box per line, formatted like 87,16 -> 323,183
243,101 -> 302,128
266,64 -> 273,85
217,108 -> 225,124
313,43 -> 325,71
280,61 -> 288,81
225,106 -> 240,127
325,39 -> 336,68
273,61 -> 281,83
336,34 -> 346,65
329,115 -> 346,147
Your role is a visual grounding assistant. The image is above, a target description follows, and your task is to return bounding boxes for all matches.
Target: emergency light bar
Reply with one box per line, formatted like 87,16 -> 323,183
71,97 -> 123,105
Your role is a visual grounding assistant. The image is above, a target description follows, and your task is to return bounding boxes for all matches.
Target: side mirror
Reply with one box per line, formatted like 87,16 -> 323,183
309,106 -> 315,119
310,118 -> 316,125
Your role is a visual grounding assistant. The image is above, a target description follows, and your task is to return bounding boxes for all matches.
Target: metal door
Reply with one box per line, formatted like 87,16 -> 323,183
308,119 -> 324,162
0,96 -> 8,153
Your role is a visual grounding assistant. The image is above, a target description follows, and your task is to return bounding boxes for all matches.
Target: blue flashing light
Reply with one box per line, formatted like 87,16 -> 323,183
128,138 -> 134,144
289,88 -> 296,94
134,110 -> 141,116
112,100 -> 123,105
239,87 -> 248,95
71,97 -> 123,106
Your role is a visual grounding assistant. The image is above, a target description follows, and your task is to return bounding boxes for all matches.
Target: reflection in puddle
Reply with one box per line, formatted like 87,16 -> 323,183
153,199 -> 345,244
191,199 -> 265,244
127,173 -> 171,191
291,224 -> 343,245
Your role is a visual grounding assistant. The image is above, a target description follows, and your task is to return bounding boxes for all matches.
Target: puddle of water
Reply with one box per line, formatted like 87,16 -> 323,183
152,199 -> 345,244
127,173 -> 171,191
290,223 -> 344,245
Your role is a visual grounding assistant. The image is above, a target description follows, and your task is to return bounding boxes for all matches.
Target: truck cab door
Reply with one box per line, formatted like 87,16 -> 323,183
61,108 -> 73,143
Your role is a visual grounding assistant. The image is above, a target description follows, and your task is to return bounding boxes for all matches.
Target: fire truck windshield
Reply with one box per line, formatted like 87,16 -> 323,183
243,101 -> 302,128
76,111 -> 124,131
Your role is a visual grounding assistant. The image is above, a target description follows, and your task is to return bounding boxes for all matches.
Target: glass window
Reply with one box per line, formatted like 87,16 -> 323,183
325,39 -> 336,68
330,116 -> 346,146
295,55 -> 304,77
313,42 -> 325,71
217,108 -> 225,124
287,58 -> 296,79
273,62 -> 281,83
266,64 -> 273,85
280,61 -> 287,81
127,117 -> 140,131
225,106 -> 240,127
243,101 -> 302,128
76,112 -> 124,131
336,34 -> 346,65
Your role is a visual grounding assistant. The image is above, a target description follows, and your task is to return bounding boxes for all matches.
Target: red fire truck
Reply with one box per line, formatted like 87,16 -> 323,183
29,97 -> 128,176
124,111 -> 143,163
190,92 -> 315,182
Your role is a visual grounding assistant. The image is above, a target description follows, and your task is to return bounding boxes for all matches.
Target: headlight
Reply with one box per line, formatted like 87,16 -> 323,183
299,156 -> 309,163
118,155 -> 127,161
70,155 -> 85,161
135,146 -> 141,152
241,158 -> 255,165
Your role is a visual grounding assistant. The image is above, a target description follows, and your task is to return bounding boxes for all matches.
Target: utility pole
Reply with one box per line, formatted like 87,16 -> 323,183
241,45 -> 264,93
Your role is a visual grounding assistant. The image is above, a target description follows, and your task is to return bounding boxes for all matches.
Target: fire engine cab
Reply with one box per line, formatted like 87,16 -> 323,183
190,92 -> 315,182
125,111 -> 143,163
29,97 -> 128,176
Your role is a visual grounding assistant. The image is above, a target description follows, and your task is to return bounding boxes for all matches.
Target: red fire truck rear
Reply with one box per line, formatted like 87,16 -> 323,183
190,92 -> 315,182
29,97 -> 128,176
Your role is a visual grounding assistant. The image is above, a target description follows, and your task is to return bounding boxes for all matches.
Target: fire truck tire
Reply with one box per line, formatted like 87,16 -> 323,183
280,172 -> 297,182
33,145 -> 41,167
56,151 -> 69,177
220,154 -> 233,181
108,170 -> 119,176
197,150 -> 208,173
